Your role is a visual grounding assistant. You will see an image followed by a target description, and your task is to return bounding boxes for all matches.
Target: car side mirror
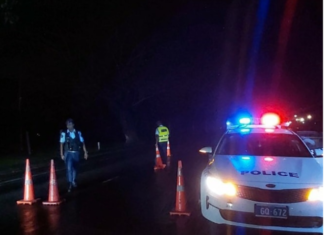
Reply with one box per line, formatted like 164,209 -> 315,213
199,147 -> 213,161
199,147 -> 212,154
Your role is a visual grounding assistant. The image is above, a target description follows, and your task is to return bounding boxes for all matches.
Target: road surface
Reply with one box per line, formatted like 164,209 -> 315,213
0,143 -> 317,235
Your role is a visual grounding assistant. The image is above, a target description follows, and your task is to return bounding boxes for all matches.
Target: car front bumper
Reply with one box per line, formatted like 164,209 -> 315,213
200,174 -> 323,233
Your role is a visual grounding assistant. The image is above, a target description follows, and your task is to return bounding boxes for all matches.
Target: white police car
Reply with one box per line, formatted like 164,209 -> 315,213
199,113 -> 323,233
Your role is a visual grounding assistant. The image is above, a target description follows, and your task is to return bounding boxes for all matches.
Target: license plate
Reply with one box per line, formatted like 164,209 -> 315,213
254,204 -> 288,219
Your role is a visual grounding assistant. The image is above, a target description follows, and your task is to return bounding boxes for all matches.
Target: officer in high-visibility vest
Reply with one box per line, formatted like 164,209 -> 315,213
155,121 -> 170,163
60,118 -> 88,192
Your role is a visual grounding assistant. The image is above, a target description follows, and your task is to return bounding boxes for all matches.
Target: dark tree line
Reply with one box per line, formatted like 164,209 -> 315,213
0,0 -> 198,151
0,0 -> 321,154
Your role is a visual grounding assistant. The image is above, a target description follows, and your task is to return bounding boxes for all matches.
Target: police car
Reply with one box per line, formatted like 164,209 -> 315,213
199,113 -> 323,233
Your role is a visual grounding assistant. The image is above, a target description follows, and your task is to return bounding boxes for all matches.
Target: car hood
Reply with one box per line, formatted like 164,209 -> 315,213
210,155 -> 323,185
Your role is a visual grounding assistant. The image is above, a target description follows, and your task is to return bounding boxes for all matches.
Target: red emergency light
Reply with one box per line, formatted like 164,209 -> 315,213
261,113 -> 280,126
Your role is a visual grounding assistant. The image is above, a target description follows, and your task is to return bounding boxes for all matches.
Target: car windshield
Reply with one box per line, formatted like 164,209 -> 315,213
216,133 -> 312,157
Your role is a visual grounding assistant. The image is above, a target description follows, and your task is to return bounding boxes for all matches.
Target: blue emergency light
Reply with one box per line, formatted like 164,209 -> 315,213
239,118 -> 251,124
226,114 -> 253,130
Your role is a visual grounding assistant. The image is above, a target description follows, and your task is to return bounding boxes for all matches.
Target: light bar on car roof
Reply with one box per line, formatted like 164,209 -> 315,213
226,112 -> 281,130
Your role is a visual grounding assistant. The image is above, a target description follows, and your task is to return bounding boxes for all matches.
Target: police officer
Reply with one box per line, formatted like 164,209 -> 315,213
60,118 -> 88,192
155,121 -> 170,163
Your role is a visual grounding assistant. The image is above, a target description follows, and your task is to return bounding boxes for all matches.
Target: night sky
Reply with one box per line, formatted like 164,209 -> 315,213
0,0 -> 322,153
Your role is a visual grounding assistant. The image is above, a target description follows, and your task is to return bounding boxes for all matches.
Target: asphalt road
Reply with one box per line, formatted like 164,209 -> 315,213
0,142 -> 320,235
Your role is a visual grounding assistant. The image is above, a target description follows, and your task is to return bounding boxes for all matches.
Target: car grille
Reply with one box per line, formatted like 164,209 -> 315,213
236,185 -> 309,203
220,209 -> 323,228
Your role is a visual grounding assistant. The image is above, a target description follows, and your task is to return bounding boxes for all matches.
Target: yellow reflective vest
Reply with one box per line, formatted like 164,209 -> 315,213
157,126 -> 169,142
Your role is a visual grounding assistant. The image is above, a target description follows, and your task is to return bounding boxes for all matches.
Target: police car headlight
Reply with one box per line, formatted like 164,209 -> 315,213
308,187 -> 324,201
206,176 -> 236,196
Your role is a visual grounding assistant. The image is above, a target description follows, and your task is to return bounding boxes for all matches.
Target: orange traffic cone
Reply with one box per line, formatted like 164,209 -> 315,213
154,145 -> 166,170
170,161 -> 190,216
43,160 -> 64,205
17,159 -> 40,205
167,141 -> 171,157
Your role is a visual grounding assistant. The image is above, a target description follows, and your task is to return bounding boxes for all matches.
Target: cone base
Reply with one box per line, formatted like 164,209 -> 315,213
43,199 -> 65,206
154,164 -> 166,170
170,210 -> 191,216
17,198 -> 41,205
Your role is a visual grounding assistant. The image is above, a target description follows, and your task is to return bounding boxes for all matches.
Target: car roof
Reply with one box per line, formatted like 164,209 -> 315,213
227,125 -> 295,135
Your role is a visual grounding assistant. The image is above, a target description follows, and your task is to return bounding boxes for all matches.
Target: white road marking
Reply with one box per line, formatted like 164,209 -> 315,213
102,176 -> 119,183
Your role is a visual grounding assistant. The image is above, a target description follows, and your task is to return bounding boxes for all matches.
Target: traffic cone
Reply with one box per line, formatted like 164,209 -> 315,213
167,141 -> 171,157
17,159 -> 40,205
170,161 -> 190,216
43,160 -> 64,205
154,145 -> 166,170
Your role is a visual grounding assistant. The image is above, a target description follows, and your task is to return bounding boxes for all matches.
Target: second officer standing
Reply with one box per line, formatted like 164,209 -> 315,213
155,121 -> 170,164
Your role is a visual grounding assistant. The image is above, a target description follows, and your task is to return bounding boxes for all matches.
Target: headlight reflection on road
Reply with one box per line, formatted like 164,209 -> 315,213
206,176 -> 236,196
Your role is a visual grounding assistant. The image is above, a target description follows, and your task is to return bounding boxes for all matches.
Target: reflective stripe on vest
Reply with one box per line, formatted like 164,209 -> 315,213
158,126 -> 169,142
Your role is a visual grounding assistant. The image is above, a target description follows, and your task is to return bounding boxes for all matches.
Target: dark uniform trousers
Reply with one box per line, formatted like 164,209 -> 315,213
158,141 -> 168,163
64,151 -> 80,184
